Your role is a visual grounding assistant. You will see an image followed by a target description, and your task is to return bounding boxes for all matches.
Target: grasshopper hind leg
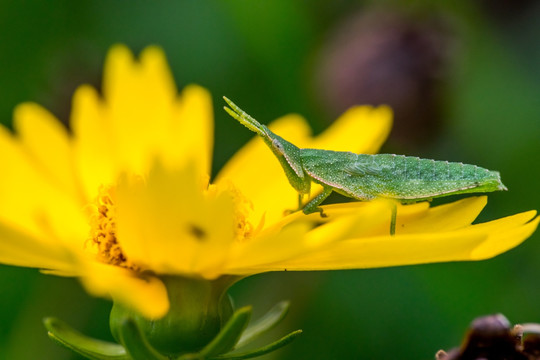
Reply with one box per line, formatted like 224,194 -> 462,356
390,202 -> 397,236
302,187 -> 333,218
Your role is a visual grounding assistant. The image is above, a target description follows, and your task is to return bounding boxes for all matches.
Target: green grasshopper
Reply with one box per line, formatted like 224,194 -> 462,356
223,97 -> 507,235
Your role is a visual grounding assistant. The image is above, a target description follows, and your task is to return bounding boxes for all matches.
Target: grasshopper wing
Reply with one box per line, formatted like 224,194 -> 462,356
302,151 -> 505,201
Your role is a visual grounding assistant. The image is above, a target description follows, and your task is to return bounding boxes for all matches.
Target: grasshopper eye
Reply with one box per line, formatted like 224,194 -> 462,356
272,139 -> 285,155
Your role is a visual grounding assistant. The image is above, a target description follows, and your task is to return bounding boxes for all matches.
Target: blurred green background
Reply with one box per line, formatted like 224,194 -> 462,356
1,1 -> 540,359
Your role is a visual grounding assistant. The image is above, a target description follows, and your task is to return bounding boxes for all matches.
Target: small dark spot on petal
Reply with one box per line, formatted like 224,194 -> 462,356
188,224 -> 207,241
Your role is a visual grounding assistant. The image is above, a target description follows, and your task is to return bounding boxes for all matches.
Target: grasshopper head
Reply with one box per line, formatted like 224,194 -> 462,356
223,97 -> 310,194
223,96 -> 297,156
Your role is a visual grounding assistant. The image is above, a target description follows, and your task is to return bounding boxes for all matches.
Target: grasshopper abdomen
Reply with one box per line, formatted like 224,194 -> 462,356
308,153 -> 506,201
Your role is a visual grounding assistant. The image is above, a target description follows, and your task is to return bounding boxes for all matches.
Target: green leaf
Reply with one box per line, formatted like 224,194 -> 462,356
44,317 -> 129,360
116,318 -> 168,360
198,306 -> 252,358
210,329 -> 302,360
235,301 -> 290,349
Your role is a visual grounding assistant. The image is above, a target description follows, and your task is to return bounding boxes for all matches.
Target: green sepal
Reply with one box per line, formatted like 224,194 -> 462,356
43,317 -> 128,360
210,329 -> 303,360
197,306 -> 252,358
116,318 -> 168,360
110,276 -> 236,357
235,301 -> 290,349
45,292 -> 298,360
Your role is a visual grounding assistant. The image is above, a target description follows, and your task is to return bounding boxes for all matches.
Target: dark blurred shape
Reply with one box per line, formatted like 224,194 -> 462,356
476,0 -> 538,22
523,334 -> 540,358
436,314 -> 540,360
315,9 -> 455,148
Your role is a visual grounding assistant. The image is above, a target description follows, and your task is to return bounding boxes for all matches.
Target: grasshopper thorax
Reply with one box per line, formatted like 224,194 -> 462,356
260,126 -> 311,195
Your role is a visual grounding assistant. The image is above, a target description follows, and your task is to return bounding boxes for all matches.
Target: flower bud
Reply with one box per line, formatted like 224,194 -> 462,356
109,275 -> 235,357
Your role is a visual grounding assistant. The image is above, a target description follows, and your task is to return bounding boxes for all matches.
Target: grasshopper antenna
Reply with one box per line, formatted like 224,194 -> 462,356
223,96 -> 268,137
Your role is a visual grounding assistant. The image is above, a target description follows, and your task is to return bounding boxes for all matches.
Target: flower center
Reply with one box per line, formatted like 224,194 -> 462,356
84,180 -> 261,273
210,181 -> 262,242
86,186 -> 138,270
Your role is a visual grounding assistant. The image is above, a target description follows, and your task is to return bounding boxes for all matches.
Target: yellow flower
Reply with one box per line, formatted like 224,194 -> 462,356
0,45 -> 537,320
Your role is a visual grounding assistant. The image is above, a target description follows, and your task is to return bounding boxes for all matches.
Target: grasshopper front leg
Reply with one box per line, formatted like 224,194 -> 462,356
297,193 -> 304,210
302,187 -> 333,218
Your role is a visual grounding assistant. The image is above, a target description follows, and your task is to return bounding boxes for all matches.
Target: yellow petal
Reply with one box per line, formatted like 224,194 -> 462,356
0,125 -> 50,236
103,45 -> 177,175
0,125 -> 88,245
164,85 -> 214,176
226,200 -> 390,274
311,197 -> 490,238
14,103 -> 80,201
116,162 -> 235,278
470,211 -> 539,259
0,221 -> 74,270
226,221 -> 312,273
304,200 -> 390,244
73,46 -> 214,194
264,210 -> 538,271
309,105 -> 392,154
104,45 -> 176,109
72,85 -> 116,201
396,196 -> 488,234
81,262 -> 169,319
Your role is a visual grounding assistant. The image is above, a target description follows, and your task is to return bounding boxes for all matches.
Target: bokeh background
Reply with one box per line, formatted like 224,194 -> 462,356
1,1 -> 540,359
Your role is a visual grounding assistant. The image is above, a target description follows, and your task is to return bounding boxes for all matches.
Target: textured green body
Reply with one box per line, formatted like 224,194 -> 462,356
223,97 -> 506,233
301,150 -> 506,201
